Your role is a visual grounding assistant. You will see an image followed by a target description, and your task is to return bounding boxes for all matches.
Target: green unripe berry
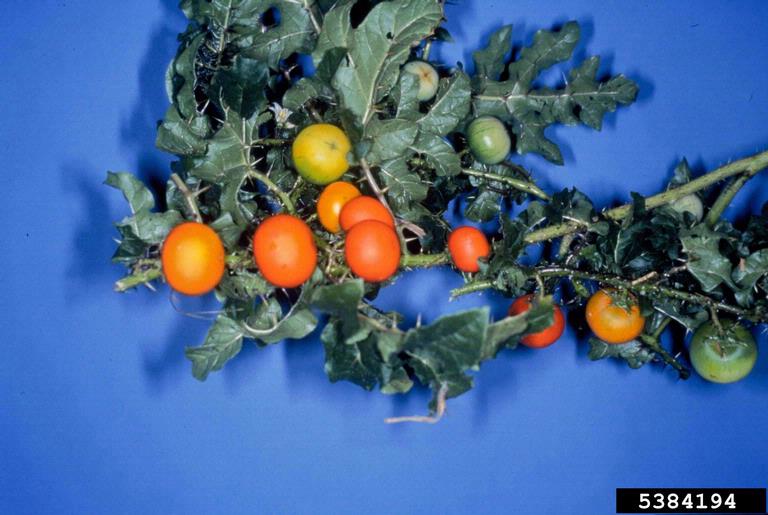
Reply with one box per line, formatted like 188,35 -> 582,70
467,116 -> 511,165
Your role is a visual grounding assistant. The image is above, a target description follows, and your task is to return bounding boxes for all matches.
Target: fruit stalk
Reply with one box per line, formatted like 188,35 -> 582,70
524,149 -> 768,244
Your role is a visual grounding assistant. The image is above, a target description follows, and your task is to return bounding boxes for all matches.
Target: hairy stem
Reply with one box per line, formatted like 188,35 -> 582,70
461,168 -> 551,201
525,149 -> 768,244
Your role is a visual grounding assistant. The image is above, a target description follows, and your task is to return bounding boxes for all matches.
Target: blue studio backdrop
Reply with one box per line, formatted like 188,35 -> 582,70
1,1 -> 767,514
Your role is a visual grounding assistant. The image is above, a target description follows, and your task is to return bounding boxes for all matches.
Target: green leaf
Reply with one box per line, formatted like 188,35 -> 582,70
312,0 -> 354,65
185,316 -> 244,380
483,296 -> 554,359
210,56 -> 269,119
680,225 -> 737,293
412,71 -> 471,136
217,270 -> 273,301
331,0 -> 443,124
508,21 -> 581,89
472,25 -> 512,80
240,1 -> 316,69
588,338 -> 654,369
394,71 -> 420,118
156,107 -> 210,157
105,172 -> 155,213
403,308 -> 488,399
409,131 -> 461,177
377,156 -> 428,213
366,118 -> 419,163
209,212 -> 247,249
311,279 -> 366,337
733,249 -> 768,307
245,297 -> 318,345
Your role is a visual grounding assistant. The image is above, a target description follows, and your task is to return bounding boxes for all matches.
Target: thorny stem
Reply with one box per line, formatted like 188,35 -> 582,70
254,138 -> 291,147
360,158 -> 425,237
705,167 -> 761,227
525,149 -> 768,244
639,326 -> 691,380
461,168 -> 551,201
401,252 -> 449,268
450,266 -> 767,323
170,173 -> 203,223
247,170 -> 296,214
114,261 -> 162,292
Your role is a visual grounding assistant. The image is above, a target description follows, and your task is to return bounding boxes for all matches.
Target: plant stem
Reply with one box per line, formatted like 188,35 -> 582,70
525,149 -> 768,244
247,170 -> 296,214
461,168 -> 551,201
170,173 -> 203,223
639,332 -> 691,379
401,252 -> 449,268
360,157 -> 425,237
705,167 -> 761,227
450,265 -> 767,323
255,138 -> 291,147
114,262 -> 163,292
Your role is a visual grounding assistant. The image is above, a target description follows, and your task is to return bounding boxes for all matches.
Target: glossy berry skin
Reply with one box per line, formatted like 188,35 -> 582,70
585,289 -> 646,344
447,226 -> 490,273
402,60 -> 440,101
689,320 -> 757,384
344,220 -> 401,282
339,196 -> 395,231
252,214 -> 317,288
317,181 -> 361,233
291,124 -> 351,185
467,116 -> 512,165
161,222 -> 226,296
508,294 -> 566,348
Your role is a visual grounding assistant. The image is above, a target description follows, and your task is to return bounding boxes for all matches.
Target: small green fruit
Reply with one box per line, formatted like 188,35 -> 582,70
403,61 -> 439,101
467,116 -> 511,165
671,194 -> 704,222
689,320 -> 757,384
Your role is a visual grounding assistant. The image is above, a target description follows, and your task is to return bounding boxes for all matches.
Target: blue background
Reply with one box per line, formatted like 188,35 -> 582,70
1,1 -> 767,514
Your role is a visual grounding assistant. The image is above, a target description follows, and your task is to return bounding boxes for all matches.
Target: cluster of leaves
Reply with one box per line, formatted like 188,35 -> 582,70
109,0 -> 766,411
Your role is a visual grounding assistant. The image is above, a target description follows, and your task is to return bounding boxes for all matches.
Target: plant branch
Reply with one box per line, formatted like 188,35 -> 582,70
114,262 -> 163,292
451,265 -> 767,323
639,332 -> 691,379
360,158 -> 425,237
705,166 -> 761,227
247,170 -> 296,214
401,252 -> 449,268
170,173 -> 203,223
461,168 -> 551,201
525,149 -> 768,244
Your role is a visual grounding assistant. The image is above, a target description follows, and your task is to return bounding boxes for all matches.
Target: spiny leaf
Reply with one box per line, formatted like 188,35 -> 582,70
472,25 -> 513,80
588,338 -> 654,369
472,22 -> 638,163
410,71 -> 471,136
331,0 -> 443,125
210,55 -> 269,119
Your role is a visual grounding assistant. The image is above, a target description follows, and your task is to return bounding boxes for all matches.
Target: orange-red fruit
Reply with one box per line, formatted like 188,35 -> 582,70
508,294 -> 566,348
339,196 -> 395,231
585,289 -> 646,344
161,222 -> 225,296
317,181 -> 361,233
447,226 -> 491,272
252,214 -> 317,288
344,220 -> 401,282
